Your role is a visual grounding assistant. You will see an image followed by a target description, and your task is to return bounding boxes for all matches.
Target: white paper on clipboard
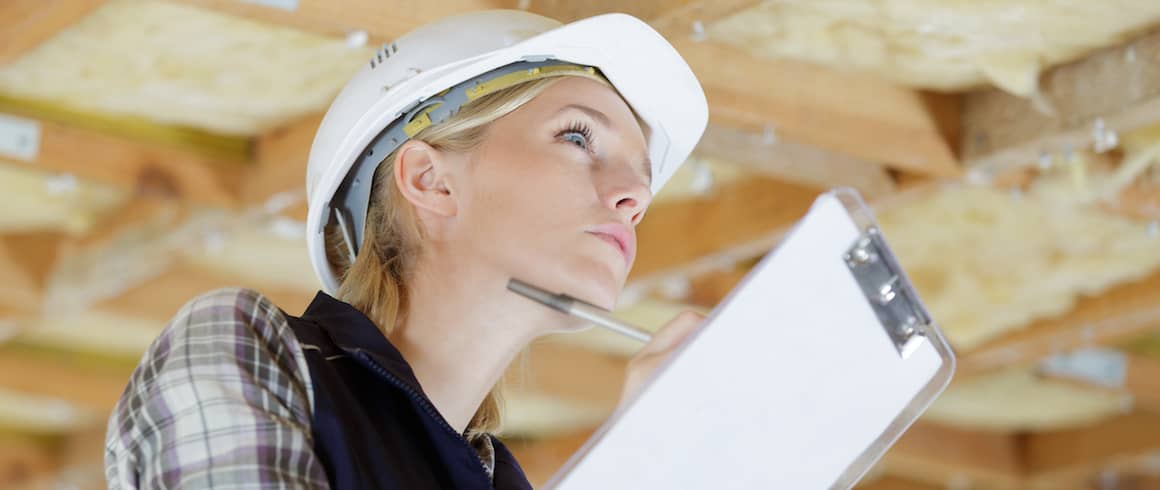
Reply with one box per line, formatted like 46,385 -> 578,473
543,188 -> 956,490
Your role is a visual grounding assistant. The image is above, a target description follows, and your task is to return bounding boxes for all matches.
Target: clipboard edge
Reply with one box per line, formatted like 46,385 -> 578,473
827,187 -> 958,489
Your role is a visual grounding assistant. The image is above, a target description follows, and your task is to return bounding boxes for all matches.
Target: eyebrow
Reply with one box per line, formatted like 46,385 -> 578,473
557,104 -> 653,185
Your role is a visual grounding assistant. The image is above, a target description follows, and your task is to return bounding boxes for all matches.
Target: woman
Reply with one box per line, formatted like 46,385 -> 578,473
105,9 -> 708,489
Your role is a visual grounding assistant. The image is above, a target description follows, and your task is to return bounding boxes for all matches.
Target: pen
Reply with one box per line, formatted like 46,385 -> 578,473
506,278 -> 653,343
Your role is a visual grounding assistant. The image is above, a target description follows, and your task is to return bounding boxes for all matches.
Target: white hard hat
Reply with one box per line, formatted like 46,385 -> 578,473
305,10 -> 708,294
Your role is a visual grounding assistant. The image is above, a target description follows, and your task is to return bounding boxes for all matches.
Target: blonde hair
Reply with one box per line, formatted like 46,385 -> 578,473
326,74 -> 613,442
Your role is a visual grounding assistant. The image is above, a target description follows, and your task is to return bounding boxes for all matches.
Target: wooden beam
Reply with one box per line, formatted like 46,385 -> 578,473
95,260 -> 314,325
244,113 -> 321,221
1085,473 -> 1160,490
695,124 -> 896,199
505,429 -> 595,488
0,347 -> 132,415
0,233 -> 60,314
881,421 -> 1026,490
686,264 -> 754,308
957,270 -> 1160,380
963,28 -> 1160,177
0,0 -> 104,67
0,432 -> 59,490
0,112 -> 246,207
0,94 -> 250,163
513,340 -> 626,411
676,39 -> 961,177
1025,412 -> 1160,487
854,475 -> 945,490
631,176 -> 816,281
1124,354 -> 1160,412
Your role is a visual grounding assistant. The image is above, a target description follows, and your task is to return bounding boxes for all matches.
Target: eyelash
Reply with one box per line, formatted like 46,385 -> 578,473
556,121 -> 595,154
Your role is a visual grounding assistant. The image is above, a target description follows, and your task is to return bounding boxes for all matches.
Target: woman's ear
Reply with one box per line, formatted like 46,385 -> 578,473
393,140 -> 458,218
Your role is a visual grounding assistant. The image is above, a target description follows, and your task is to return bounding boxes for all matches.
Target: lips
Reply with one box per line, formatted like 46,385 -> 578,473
585,223 -> 636,268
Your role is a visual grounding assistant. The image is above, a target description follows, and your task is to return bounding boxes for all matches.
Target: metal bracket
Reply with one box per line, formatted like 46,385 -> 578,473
844,227 -> 929,359
1039,348 -> 1127,389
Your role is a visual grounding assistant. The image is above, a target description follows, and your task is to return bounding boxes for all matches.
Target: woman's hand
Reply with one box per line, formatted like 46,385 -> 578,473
617,311 -> 705,410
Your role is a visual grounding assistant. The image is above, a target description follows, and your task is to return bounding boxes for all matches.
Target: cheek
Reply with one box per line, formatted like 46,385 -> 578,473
467,146 -> 590,231
455,149 -> 623,308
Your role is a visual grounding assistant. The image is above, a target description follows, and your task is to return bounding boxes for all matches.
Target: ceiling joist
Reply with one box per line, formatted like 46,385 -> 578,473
694,124 -> 897,199
0,0 -> 103,67
964,28 -> 1160,178
0,112 -> 245,207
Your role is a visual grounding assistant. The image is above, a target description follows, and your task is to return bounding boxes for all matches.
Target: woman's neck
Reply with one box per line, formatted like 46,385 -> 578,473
386,253 -> 563,434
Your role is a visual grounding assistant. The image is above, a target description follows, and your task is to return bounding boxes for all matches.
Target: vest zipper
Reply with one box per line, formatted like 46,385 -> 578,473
354,350 -> 494,483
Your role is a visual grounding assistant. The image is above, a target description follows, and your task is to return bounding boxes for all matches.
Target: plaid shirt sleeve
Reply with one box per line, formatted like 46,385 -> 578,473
105,287 -> 330,489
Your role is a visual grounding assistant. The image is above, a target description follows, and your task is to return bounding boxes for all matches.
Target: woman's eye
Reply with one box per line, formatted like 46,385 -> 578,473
561,131 -> 589,149
557,122 -> 594,152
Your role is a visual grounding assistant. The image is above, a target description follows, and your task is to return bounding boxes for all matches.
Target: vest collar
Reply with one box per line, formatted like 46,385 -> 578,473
300,290 -> 427,397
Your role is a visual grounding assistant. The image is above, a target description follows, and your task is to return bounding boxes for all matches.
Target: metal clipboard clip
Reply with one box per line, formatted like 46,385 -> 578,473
844,226 -> 930,360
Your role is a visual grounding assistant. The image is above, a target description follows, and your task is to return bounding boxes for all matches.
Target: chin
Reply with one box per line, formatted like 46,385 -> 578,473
566,268 -> 622,310
515,250 -> 624,311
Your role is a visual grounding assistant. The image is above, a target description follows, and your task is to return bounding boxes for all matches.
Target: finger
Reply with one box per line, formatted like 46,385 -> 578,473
639,311 -> 703,356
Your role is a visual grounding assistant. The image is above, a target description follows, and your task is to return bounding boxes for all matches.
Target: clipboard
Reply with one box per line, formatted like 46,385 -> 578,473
543,188 -> 956,489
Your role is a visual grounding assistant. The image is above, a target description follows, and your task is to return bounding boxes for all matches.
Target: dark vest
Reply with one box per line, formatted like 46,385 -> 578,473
283,291 -> 534,490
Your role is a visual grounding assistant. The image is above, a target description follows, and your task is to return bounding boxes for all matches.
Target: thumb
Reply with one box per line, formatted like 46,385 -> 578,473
639,310 -> 704,356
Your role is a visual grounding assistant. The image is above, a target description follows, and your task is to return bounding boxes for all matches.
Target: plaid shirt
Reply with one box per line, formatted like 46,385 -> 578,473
104,288 -> 497,489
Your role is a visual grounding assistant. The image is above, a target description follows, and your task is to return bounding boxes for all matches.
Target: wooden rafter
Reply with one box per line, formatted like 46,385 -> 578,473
854,476 -> 945,490
0,0 -> 104,67
1123,355 -> 1160,412
244,113 -> 322,221
631,176 -> 816,280
0,112 -> 246,207
882,421 -> 1025,489
0,94 -> 251,162
695,124 -> 896,199
0,432 -> 60,489
674,39 -> 960,178
505,429 -> 594,487
963,28 -> 1160,178
0,233 -> 60,314
93,261 -> 313,324
1026,412 -> 1160,488
0,347 -> 132,416
513,340 -> 626,411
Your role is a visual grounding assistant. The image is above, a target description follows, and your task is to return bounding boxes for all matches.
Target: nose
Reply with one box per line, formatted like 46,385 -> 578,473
600,166 -> 652,226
